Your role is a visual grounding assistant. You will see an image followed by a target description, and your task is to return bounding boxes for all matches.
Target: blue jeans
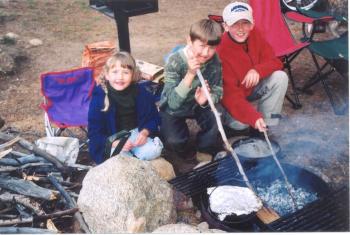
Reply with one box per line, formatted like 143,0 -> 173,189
115,128 -> 163,160
219,70 -> 288,129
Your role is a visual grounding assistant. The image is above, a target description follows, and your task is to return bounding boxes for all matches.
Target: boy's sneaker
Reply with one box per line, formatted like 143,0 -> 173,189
224,126 -> 250,138
249,127 -> 265,139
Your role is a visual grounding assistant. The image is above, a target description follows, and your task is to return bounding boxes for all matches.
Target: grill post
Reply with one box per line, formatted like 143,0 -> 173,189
112,7 -> 130,52
89,0 -> 159,53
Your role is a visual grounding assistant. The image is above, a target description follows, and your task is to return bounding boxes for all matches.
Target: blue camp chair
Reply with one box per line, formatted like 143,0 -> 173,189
40,67 -> 95,145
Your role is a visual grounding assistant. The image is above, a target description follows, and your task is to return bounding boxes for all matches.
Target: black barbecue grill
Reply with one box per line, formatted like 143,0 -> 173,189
89,0 -> 158,52
169,155 -> 350,232
266,187 -> 349,232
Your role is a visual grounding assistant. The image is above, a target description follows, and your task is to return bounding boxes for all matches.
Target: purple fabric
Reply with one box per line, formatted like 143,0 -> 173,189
41,67 -> 95,128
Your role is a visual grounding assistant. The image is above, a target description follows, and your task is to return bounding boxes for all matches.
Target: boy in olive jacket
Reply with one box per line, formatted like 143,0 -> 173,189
159,19 -> 223,163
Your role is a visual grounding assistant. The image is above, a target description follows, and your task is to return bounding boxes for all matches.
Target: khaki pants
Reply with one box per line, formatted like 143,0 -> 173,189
220,70 -> 288,129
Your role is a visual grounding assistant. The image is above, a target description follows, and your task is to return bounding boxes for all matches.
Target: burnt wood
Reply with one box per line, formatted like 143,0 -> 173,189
0,176 -> 58,200
0,192 -> 44,215
0,132 -> 69,173
0,216 -> 33,226
34,207 -> 78,221
48,175 -> 91,233
0,227 -> 57,234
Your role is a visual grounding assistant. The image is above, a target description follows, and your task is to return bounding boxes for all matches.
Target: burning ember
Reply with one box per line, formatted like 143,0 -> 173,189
255,179 -> 318,216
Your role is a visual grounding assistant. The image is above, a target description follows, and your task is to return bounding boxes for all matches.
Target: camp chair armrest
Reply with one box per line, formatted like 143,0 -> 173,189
285,11 -> 334,24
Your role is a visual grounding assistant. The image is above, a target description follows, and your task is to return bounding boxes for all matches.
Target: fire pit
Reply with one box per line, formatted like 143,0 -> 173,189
195,158 -> 330,231
169,154 -> 349,232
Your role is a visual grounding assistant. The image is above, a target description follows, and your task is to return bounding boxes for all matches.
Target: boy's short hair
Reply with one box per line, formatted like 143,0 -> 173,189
189,19 -> 223,46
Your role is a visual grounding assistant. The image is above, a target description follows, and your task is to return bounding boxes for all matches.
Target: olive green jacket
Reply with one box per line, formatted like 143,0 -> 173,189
159,48 -> 223,117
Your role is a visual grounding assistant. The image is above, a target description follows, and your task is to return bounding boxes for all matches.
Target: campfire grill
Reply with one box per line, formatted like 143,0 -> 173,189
89,0 -> 159,52
169,155 -> 350,232
169,156 -> 244,197
266,187 -> 349,232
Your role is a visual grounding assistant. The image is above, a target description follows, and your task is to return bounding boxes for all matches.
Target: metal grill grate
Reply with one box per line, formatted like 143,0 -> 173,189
169,156 -> 349,232
267,187 -> 349,232
169,156 -> 244,196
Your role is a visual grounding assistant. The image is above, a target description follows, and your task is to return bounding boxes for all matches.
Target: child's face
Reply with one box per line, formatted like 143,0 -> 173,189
188,39 -> 217,64
224,19 -> 254,43
105,61 -> 133,91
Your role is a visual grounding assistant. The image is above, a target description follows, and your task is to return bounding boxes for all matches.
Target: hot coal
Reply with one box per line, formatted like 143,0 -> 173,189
254,179 -> 318,216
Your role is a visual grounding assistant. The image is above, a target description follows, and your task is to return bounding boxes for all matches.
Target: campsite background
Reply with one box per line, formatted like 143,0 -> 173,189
0,0 -> 348,192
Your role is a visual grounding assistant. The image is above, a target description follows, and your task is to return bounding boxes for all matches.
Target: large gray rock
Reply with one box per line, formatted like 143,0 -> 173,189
152,223 -> 200,233
152,223 -> 226,233
150,157 -> 175,181
77,156 -> 176,233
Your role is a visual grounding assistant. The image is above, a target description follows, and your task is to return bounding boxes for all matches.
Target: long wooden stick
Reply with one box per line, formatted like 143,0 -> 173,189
196,70 -> 254,191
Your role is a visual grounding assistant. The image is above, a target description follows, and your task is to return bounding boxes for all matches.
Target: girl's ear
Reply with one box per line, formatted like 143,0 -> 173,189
186,36 -> 192,46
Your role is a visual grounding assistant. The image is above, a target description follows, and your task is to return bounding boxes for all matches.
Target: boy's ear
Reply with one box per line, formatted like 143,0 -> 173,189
222,22 -> 229,32
249,21 -> 255,30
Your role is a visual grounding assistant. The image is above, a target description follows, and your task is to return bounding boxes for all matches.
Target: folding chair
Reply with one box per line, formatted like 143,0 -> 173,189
300,32 -> 348,115
285,6 -> 347,40
249,0 -> 316,109
282,4 -> 348,114
40,67 -> 95,147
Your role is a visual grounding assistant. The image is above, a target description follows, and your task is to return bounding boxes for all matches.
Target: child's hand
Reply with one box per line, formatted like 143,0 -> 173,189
254,118 -> 267,132
195,80 -> 210,106
122,140 -> 134,152
242,69 -> 260,88
187,47 -> 201,75
133,129 -> 149,147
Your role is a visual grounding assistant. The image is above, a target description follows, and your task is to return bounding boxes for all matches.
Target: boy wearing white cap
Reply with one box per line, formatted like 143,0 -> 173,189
217,1 -> 288,136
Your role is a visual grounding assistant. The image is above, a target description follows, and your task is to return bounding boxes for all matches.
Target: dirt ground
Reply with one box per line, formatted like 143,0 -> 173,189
0,0 -> 348,227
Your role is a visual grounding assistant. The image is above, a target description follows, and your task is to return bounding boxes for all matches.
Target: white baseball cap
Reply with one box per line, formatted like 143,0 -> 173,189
223,2 -> 253,26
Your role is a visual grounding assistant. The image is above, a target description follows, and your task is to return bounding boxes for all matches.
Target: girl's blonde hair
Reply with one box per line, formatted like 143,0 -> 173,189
99,51 -> 140,111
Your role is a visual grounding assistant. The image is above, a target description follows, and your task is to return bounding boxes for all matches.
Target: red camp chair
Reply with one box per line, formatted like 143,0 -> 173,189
249,0 -> 313,109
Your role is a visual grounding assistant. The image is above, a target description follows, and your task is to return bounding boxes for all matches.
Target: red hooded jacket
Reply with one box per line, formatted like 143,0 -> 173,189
216,28 -> 283,127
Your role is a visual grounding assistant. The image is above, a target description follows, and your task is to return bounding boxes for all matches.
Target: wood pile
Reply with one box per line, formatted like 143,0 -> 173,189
0,130 -> 91,233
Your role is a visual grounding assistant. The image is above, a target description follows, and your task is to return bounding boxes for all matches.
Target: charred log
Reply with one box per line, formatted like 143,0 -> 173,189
0,132 -> 69,173
0,154 -> 48,166
0,136 -> 20,150
34,207 -> 78,221
0,192 -> 45,215
48,175 -> 91,233
0,216 -> 33,226
0,227 -> 57,234
0,163 -> 53,173
0,176 -> 58,200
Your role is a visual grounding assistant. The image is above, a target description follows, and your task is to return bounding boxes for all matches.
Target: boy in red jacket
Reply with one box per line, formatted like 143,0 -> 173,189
216,1 -> 288,135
